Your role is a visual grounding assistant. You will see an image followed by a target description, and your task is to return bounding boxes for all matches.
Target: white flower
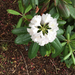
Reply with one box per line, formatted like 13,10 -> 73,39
41,13 -> 53,24
30,15 -> 41,27
27,13 -> 59,46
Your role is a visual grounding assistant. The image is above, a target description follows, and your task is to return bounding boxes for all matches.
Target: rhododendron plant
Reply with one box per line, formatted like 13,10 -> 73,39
7,0 -> 75,68
27,13 -> 59,46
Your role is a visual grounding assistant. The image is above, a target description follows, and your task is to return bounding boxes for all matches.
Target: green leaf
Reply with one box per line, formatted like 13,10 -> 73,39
28,42 -> 39,59
64,52 -> 71,60
45,43 -> 51,56
57,0 -> 70,18
51,47 -> 55,54
65,58 -> 73,68
18,0 -> 24,13
63,45 -> 69,57
30,0 -> 38,9
12,27 -> 28,35
68,16 -> 73,22
39,43 -> 51,57
26,15 -> 32,19
71,33 -> 75,40
46,50 -> 51,56
63,0 -> 72,4
61,42 -> 66,46
68,4 -> 75,19
57,28 -> 64,35
65,25 -> 71,38
45,43 -> 50,50
70,42 -> 75,49
16,17 -> 23,28
30,10 -> 36,17
39,46 -> 46,56
71,53 -> 75,65
22,0 -> 29,8
15,34 -> 31,44
54,0 -> 59,6
58,20 -> 66,26
22,15 -> 26,18
35,0 -> 38,6
71,0 -> 75,7
71,40 -> 75,44
25,5 -> 32,13
51,38 -> 63,58
52,13 -> 59,19
57,35 -> 66,41
39,0 -> 45,3
49,7 -> 57,16
7,9 -> 20,15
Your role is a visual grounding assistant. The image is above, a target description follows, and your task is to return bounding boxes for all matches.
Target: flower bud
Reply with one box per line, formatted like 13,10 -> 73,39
57,0 -> 70,18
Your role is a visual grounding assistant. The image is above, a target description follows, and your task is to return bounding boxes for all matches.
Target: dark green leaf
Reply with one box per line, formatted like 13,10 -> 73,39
51,47 -> 55,54
18,0 -> 24,13
57,35 -> 66,41
64,0 -> 72,4
15,34 -> 31,44
52,13 -> 59,19
70,42 -> 75,49
39,0 -> 45,3
30,0 -> 36,9
30,10 -> 36,17
26,15 -> 32,19
54,0 -> 59,6
7,9 -> 20,15
65,25 -> 71,38
71,53 -> 75,65
58,20 -> 66,26
35,0 -> 38,6
65,58 -> 73,68
16,17 -> 23,28
63,45 -> 69,57
68,16 -> 73,22
22,0 -> 29,8
71,33 -> 75,40
39,46 -> 46,56
71,0 -> 75,7
45,43 -> 51,56
57,0 -> 70,18
45,43 -> 50,50
28,42 -> 39,59
12,27 -> 28,35
57,28 -> 64,35
68,4 -> 75,19
49,7 -> 57,16
25,5 -> 32,13
51,38 -> 63,58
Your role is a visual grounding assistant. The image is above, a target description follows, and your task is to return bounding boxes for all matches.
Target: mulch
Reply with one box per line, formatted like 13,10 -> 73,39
0,0 -> 75,75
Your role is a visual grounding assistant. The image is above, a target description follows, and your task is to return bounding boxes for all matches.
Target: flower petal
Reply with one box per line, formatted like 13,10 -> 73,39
41,13 -> 52,24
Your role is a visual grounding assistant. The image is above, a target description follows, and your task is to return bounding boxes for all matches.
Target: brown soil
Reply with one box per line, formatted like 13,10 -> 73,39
0,0 -> 75,75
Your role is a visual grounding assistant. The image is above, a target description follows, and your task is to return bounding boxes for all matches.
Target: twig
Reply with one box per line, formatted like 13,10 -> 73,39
63,68 -> 68,75
50,59 -> 60,74
19,50 -> 29,75
0,40 -> 14,42
13,0 -> 17,4
0,64 -> 8,75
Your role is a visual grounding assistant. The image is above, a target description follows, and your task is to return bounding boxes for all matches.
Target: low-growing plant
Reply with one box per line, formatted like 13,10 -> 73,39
7,0 -> 75,68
